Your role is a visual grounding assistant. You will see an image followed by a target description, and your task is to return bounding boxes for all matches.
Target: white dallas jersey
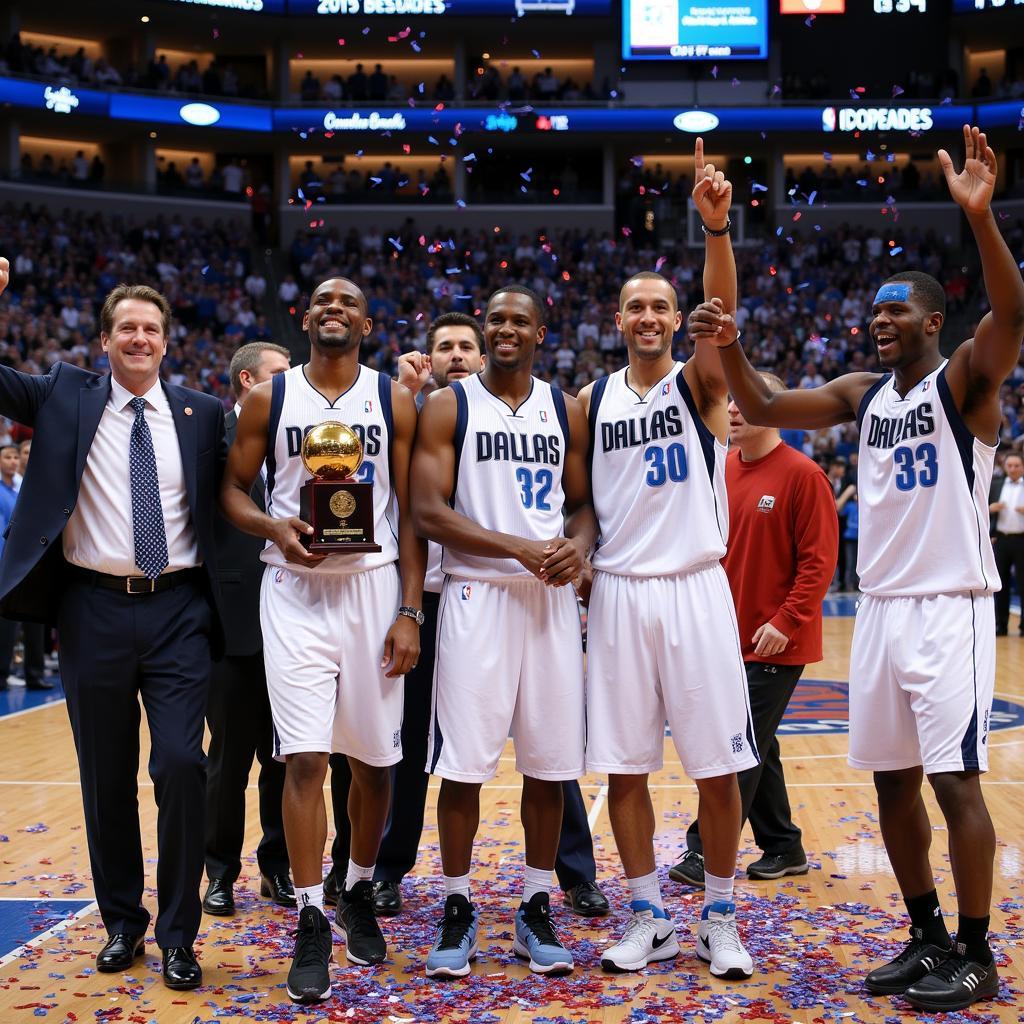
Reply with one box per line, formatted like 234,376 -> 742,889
441,373 -> 569,581
262,365 -> 399,574
856,362 -> 998,596
590,362 -> 728,576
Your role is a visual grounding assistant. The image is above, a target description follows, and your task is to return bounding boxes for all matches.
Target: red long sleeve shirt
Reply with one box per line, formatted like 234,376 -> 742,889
722,442 -> 838,665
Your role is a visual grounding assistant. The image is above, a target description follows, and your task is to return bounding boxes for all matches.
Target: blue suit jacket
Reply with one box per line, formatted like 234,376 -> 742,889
0,361 -> 227,656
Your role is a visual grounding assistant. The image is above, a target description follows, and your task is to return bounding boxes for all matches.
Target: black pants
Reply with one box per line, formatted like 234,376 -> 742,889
0,618 -> 45,685
205,651 -> 288,884
994,533 -> 1024,634
58,577 -> 212,948
328,591 -> 597,890
687,661 -> 804,857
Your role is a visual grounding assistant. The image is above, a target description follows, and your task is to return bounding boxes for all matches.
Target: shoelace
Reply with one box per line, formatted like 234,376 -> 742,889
343,891 -> 382,940
705,915 -> 746,954
291,913 -> 329,970
927,954 -> 974,984
620,913 -> 658,947
891,935 -> 931,964
522,907 -> 562,948
435,911 -> 474,951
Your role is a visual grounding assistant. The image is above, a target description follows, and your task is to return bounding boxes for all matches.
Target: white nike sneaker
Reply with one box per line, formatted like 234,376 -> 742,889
696,901 -> 753,979
600,901 -> 680,973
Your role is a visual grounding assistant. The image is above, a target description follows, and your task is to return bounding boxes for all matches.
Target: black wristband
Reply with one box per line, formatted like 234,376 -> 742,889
700,219 -> 731,237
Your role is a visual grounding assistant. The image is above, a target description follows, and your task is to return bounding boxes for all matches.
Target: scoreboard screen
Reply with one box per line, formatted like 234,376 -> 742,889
164,0 -> 609,14
953,0 -> 1022,9
623,0 -> 768,60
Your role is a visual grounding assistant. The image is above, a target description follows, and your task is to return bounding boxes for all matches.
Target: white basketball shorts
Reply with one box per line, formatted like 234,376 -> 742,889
586,563 -> 759,778
848,592 -> 995,774
427,575 -> 585,783
261,562 -> 404,766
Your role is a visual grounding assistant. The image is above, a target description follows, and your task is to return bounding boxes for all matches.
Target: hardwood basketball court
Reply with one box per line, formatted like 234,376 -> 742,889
1,604 -> 1022,1022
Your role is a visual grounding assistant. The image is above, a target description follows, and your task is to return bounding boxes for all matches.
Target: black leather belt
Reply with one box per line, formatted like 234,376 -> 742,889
67,566 -> 203,594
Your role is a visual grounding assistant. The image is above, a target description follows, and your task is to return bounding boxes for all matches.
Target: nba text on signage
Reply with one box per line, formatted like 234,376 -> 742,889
822,106 -> 934,132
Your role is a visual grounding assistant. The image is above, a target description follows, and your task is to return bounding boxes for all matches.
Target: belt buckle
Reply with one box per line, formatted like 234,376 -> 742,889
126,576 -> 156,595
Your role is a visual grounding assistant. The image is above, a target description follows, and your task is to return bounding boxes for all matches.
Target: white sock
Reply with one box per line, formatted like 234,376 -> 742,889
294,883 -> 325,915
626,870 -> 664,911
704,870 -> 735,909
345,860 -> 375,892
522,864 -> 552,903
443,872 -> 472,900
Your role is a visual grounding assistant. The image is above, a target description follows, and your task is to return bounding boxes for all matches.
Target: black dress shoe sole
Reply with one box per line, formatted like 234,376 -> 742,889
97,943 -> 144,972
163,974 -> 203,991
260,879 -> 297,908
202,901 -> 236,916
746,862 -> 810,880
904,984 -> 998,1012
562,894 -> 610,917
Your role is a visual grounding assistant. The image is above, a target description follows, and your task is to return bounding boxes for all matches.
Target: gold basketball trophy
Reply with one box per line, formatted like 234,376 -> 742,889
299,421 -> 381,552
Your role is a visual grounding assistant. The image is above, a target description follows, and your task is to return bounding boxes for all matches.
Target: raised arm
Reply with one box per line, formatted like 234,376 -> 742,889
689,299 -> 875,430
940,126 -> 1024,438
689,137 -> 734,406
219,381 -> 324,569
0,257 -> 54,425
411,389 -> 557,580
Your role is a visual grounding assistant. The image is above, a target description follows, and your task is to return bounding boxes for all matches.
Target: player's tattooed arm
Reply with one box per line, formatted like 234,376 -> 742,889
220,381 -> 325,568
384,381 -> 424,678
411,388 -> 553,576
541,394 -> 597,588
690,300 -> 873,430
941,125 -> 1024,441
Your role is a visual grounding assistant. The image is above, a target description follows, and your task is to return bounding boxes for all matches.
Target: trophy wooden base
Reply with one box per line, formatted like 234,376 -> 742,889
299,478 -> 382,554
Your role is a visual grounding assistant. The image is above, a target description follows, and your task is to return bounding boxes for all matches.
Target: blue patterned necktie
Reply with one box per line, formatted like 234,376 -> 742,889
128,396 -> 169,579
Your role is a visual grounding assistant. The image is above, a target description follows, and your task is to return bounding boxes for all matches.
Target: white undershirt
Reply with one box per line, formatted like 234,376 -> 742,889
997,477 -> 1024,535
64,376 -> 200,575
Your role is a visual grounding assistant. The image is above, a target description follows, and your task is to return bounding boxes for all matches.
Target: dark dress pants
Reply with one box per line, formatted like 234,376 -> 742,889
205,651 -> 288,883
994,533 -> 1024,633
686,662 -> 804,857
0,618 -> 45,684
329,591 -> 597,887
57,576 -> 212,949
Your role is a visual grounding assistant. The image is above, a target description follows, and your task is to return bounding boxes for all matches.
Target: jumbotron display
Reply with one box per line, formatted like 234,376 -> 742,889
165,0 -> 610,13
622,0 -> 768,60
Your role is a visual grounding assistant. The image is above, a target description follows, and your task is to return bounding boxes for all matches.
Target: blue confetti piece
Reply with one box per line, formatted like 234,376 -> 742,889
520,167 -> 533,181
890,246 -> 904,256
428,136 -> 439,145
462,153 -> 476,162
456,199 -> 466,208
388,237 -> 403,251
808,190 -> 817,205
751,182 -> 768,193
776,227 -> 783,236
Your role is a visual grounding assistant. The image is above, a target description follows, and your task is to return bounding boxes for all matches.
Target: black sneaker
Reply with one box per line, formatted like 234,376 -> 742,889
286,906 -> 333,1004
336,880 -> 387,965
904,950 -> 999,1011
864,928 -> 952,994
323,870 -> 341,908
746,849 -> 809,880
667,850 -> 705,888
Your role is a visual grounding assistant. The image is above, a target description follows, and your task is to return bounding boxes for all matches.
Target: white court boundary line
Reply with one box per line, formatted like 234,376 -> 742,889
0,898 -> 98,967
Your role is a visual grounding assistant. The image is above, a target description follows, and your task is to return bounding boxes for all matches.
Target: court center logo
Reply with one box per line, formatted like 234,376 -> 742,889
781,679 -> 1024,735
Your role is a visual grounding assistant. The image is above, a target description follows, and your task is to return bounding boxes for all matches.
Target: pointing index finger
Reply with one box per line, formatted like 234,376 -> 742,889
695,136 -> 705,176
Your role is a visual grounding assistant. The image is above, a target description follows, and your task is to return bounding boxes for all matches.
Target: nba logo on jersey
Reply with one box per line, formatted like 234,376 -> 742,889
461,584 -> 473,601
758,495 -> 776,513
661,382 -> 672,396
922,380 -> 931,392
539,410 -> 548,422
364,400 -> 373,413
274,569 -> 285,583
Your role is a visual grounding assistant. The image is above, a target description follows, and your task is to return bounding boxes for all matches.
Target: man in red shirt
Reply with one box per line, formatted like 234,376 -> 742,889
670,373 -> 838,885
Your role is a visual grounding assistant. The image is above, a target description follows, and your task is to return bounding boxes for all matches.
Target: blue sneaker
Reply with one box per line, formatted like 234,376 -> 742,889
513,892 -> 574,974
426,894 -> 479,978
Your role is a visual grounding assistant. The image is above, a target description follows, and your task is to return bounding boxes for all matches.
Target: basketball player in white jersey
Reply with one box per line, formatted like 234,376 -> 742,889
692,126 -> 1024,1013
411,285 -> 596,978
221,277 -> 425,1004
577,139 -> 757,979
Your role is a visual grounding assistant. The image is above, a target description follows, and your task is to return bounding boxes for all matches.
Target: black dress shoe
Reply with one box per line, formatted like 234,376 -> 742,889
372,880 -> 402,916
96,932 -> 145,972
260,872 -> 297,907
563,880 -> 610,917
25,678 -> 54,690
202,878 -> 235,916
323,870 -> 341,908
162,946 -> 202,990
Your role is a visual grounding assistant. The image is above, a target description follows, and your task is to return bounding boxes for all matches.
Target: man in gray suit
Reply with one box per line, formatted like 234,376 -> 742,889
203,342 -> 294,915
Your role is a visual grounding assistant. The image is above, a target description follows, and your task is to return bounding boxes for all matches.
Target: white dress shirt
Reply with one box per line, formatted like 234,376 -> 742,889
64,376 -> 200,575
996,476 -> 1024,535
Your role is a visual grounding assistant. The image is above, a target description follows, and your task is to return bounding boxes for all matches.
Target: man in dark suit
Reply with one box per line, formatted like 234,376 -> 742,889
0,264 -> 226,990
203,341 -> 294,916
990,451 -> 1024,636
